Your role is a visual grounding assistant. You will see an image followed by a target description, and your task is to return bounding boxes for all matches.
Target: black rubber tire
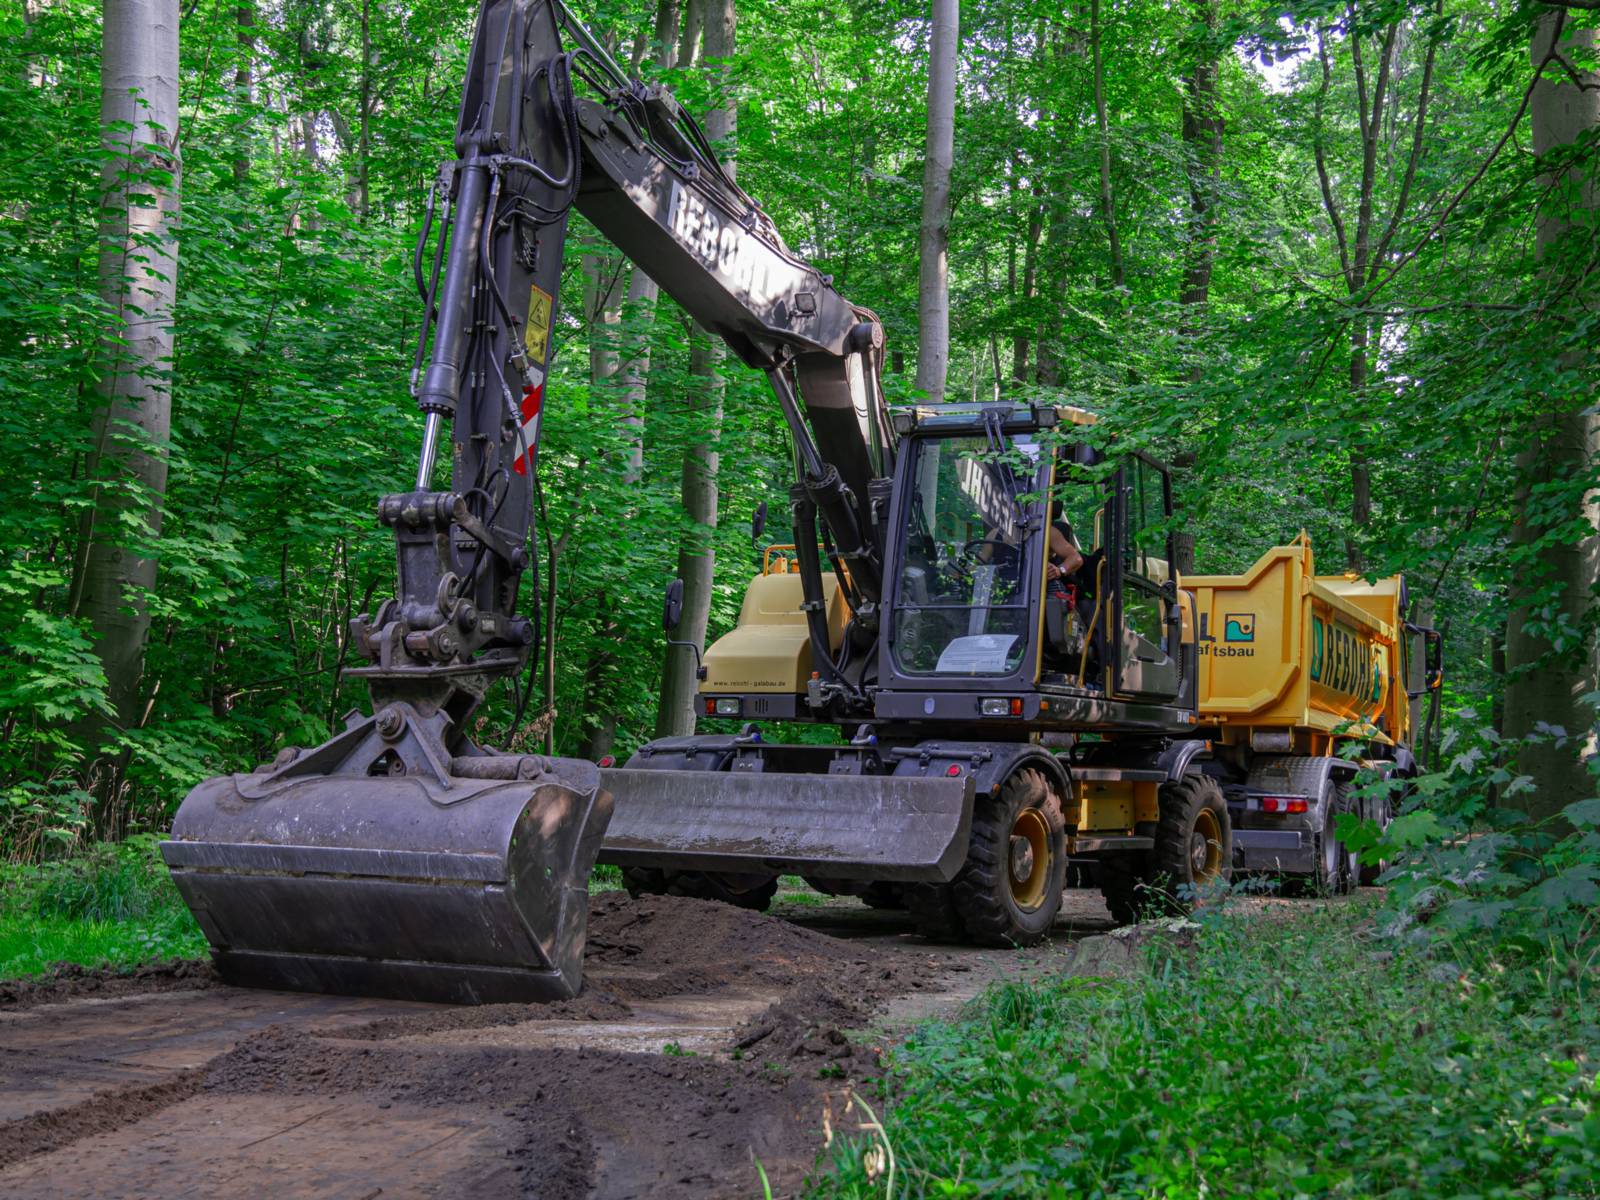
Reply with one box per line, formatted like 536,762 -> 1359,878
1285,783 -> 1342,897
904,882 -> 965,941
1098,851 -> 1148,926
1329,787 -> 1359,895
860,882 -> 906,910
627,868 -> 778,911
1144,772 -> 1232,914
622,866 -> 667,899
1358,789 -> 1395,886
950,768 -> 1068,947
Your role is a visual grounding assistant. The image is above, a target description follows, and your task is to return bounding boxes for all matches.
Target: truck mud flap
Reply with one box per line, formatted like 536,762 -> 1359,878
161,758 -> 611,1005
597,768 -> 975,882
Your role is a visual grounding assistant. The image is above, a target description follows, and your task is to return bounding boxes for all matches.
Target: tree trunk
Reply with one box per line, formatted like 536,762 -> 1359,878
72,0 -> 181,743
1504,11 -> 1599,823
914,0 -> 957,403
1178,0 -> 1221,380
232,4 -> 254,185
655,0 -> 734,738
357,0 -> 371,216
1089,0 -> 1124,291
580,0 -> 677,759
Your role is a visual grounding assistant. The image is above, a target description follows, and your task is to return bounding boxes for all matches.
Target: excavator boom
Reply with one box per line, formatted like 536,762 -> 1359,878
162,0 -> 964,1002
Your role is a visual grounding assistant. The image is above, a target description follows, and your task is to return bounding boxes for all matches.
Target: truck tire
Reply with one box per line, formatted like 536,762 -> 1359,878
624,867 -> 778,911
904,882 -> 965,941
1329,786 -> 1359,895
1146,772 -> 1232,913
1358,790 -> 1394,886
860,882 -> 906,910
1098,851 -> 1149,926
1287,781 -> 1348,897
950,767 -> 1067,946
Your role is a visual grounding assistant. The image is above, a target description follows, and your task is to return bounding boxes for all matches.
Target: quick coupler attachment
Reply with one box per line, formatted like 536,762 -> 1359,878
162,727 -> 613,1005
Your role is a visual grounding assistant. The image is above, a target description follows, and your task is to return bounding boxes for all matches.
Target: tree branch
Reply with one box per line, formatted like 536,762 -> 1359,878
1371,0 -> 1444,276
1315,29 -> 1353,286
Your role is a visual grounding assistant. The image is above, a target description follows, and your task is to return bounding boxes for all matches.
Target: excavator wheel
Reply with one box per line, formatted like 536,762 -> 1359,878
623,866 -> 668,899
904,882 -> 965,941
626,866 -> 777,911
1145,772 -> 1232,914
951,767 -> 1068,947
860,882 -> 906,911
1097,852 -> 1148,927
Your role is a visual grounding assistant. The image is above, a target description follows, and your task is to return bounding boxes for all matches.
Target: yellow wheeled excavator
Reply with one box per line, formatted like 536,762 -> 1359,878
163,0 -> 1445,1002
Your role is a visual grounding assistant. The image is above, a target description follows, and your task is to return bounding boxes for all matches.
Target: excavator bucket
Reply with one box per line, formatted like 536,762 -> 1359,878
161,706 -> 612,1005
597,767 -> 974,882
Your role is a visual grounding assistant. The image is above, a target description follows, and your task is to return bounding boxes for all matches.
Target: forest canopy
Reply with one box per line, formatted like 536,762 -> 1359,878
1,0 -> 1595,861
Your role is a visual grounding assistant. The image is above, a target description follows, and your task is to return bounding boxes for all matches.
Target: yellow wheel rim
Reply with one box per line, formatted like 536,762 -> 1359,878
1007,808 -> 1051,911
1191,807 -> 1224,886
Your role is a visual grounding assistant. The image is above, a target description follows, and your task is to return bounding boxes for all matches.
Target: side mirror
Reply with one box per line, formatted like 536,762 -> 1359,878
663,578 -> 685,632
752,500 -> 768,543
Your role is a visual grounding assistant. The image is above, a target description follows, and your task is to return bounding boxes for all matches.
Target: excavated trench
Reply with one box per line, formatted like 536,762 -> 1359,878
0,890 -> 1119,1198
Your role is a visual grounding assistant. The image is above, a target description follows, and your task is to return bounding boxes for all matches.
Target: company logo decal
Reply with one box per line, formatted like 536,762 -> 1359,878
1311,615 -> 1382,708
666,181 -> 801,308
1198,611 -> 1255,657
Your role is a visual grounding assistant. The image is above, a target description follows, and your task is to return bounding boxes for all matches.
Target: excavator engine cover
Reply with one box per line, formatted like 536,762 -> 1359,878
161,702 -> 612,1005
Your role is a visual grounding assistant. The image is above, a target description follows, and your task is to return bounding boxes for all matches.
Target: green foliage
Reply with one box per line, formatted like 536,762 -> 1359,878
1339,707 -> 1600,962
0,836 -> 207,976
812,903 -> 1600,1198
1,0 -> 1595,864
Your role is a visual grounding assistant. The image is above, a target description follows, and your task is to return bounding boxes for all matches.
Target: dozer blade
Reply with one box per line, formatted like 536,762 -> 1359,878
161,756 -> 611,1005
597,767 -> 975,882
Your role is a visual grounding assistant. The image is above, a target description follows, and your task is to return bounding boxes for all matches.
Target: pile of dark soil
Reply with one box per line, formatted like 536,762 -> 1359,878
0,959 -> 218,1010
335,892 -> 942,1056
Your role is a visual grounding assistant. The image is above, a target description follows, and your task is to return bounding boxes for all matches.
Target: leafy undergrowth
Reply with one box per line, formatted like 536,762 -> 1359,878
0,835 -> 207,978
814,900 -> 1598,1199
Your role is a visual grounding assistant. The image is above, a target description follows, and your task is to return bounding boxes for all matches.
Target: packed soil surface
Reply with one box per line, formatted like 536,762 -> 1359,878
0,888 -> 1021,1199
0,886 -> 1337,1197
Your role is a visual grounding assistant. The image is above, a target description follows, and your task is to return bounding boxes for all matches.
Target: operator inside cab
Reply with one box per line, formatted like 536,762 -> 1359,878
1041,499 -> 1105,684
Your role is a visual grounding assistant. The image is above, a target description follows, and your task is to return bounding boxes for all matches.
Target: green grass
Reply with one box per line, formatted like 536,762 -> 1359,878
0,842 -> 633,979
0,836 -> 207,978
811,900 -> 1600,1199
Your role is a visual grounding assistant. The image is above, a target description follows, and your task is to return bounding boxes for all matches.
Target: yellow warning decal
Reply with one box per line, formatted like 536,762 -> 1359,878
527,284 -> 554,364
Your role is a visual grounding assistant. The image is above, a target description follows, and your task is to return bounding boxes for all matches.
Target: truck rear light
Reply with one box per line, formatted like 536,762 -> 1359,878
703,698 -> 716,716
1259,795 -> 1309,814
714,698 -> 741,716
981,698 -> 1023,717
598,754 -> 615,768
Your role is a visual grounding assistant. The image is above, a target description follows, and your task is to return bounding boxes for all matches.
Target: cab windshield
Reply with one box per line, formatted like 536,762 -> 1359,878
891,434 -> 1043,676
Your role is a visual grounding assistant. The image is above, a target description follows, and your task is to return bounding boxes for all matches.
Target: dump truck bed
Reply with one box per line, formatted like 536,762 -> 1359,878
1184,540 -> 1411,751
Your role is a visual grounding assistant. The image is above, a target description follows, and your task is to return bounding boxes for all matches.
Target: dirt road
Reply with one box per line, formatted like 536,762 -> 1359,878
0,888 -> 1117,1199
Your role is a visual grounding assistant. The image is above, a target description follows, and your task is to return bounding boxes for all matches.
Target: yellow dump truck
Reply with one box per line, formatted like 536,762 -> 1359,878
601,403 -> 1444,936
1186,536 -> 1443,890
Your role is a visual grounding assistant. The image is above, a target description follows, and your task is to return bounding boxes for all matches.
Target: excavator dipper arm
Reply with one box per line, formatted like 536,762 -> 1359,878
162,1 -> 910,1005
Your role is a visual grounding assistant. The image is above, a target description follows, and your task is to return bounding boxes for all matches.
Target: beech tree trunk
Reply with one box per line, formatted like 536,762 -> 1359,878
71,0 -> 181,747
580,0 -> 677,760
1504,11 -> 1599,823
914,0 -> 957,403
1178,0 -> 1221,380
655,0 -> 733,737
1089,0 -> 1124,291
